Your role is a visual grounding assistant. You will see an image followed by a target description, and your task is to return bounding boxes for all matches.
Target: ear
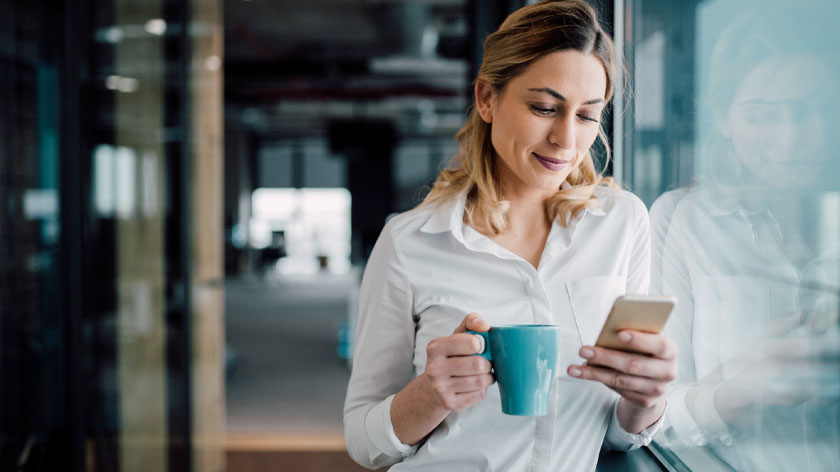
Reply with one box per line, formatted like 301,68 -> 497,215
475,80 -> 496,124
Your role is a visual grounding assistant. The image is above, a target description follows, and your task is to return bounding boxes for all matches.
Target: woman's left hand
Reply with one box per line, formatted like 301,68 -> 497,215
567,330 -> 678,432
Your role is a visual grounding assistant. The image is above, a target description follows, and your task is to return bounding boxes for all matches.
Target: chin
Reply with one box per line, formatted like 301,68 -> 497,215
532,178 -> 567,192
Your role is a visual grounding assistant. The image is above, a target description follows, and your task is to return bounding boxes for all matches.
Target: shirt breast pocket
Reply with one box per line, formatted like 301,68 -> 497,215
692,274 -> 797,376
566,275 -> 627,347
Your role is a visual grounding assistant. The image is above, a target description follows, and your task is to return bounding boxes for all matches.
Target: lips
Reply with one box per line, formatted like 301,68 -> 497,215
533,153 -> 571,171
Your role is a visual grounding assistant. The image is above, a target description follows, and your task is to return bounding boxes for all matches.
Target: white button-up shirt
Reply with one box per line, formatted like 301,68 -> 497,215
344,186 -> 664,471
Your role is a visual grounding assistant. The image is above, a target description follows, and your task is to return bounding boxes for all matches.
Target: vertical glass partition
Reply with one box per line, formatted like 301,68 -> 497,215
0,0 -> 224,471
622,0 -> 840,470
110,2 -> 167,470
0,1 -> 67,469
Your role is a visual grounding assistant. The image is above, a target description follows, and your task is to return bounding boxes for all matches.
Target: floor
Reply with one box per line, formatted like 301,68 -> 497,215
224,270 -> 375,471
226,450 -> 380,472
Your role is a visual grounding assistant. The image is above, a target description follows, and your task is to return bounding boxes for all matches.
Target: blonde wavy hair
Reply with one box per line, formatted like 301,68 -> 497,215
420,0 -> 618,233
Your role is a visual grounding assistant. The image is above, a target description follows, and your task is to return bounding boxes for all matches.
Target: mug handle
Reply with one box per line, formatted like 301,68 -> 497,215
466,330 -> 491,360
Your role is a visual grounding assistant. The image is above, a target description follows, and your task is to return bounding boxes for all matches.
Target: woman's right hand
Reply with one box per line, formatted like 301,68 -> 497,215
424,313 -> 495,411
391,313 -> 494,445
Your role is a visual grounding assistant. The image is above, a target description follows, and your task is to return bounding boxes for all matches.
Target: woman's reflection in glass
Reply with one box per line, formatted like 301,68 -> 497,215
651,2 -> 840,470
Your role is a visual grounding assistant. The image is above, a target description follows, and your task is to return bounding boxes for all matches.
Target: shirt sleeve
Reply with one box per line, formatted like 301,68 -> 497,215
659,384 -> 733,447
344,219 -> 419,469
604,397 -> 668,451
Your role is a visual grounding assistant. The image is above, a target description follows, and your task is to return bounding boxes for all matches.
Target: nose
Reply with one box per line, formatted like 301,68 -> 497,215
772,108 -> 796,151
548,114 -> 575,150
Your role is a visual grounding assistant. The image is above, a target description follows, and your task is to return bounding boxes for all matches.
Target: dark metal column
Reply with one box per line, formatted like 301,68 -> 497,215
163,0 -> 194,469
59,0 -> 85,468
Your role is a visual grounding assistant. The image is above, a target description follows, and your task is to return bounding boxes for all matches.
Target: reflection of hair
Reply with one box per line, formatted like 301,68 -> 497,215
421,0 -> 617,233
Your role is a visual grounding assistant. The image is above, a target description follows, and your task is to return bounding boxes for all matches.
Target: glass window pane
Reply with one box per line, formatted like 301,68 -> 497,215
626,0 -> 840,470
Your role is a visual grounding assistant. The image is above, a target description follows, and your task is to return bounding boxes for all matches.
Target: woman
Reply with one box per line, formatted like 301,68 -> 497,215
344,1 -> 677,470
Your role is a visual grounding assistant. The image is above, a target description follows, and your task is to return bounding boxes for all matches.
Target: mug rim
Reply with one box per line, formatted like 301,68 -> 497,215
490,324 -> 560,330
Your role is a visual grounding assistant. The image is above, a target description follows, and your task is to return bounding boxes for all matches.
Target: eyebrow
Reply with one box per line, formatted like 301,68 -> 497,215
528,87 -> 604,105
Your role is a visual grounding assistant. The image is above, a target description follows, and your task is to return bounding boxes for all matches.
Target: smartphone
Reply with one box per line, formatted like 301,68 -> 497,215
594,295 -> 677,353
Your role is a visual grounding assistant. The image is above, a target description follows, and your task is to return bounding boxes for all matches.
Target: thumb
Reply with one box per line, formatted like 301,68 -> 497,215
453,313 -> 490,334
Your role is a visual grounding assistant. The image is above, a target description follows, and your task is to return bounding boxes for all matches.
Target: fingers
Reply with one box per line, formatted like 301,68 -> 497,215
425,354 -> 492,377
764,331 -> 840,362
569,331 -> 677,407
453,313 -> 490,334
429,373 -> 495,397
425,317 -> 494,411
579,345 -> 677,382
610,330 -> 679,361
428,313 -> 489,360
568,364 -> 669,400
426,333 -> 486,359
425,352 -> 493,412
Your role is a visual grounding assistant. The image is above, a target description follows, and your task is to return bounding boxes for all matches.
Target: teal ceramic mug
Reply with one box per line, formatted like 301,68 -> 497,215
468,325 -> 561,416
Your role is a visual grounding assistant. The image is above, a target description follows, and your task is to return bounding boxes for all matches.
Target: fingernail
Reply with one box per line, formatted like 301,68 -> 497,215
473,334 -> 486,354
619,332 -> 632,343
580,348 -> 594,359
569,368 -> 582,377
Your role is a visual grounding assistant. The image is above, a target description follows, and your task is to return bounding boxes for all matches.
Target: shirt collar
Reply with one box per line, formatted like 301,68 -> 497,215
419,191 -> 468,235
420,188 -> 608,265
566,181 -> 606,218
420,191 -> 515,259
419,188 -> 606,238
583,206 -> 606,217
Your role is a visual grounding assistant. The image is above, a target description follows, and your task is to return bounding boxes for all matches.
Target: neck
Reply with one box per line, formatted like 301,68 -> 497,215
499,183 -> 555,236
470,183 -> 555,270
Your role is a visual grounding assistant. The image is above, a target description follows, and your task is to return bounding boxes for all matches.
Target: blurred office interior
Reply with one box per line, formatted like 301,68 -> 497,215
1,0 -> 838,471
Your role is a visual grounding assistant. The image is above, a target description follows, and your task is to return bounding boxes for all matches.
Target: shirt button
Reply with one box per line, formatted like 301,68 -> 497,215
549,247 -> 559,257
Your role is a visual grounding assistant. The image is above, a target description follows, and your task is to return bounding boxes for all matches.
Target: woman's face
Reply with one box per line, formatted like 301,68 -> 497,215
723,54 -> 837,189
476,50 -> 607,198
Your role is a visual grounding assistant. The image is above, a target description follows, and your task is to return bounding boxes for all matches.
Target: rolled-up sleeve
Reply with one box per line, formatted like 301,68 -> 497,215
344,219 -> 418,469
604,397 -> 667,451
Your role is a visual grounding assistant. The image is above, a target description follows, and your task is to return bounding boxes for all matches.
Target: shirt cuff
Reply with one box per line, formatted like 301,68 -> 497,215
364,394 -> 417,458
605,398 -> 667,451
692,385 -> 733,445
659,385 -> 705,446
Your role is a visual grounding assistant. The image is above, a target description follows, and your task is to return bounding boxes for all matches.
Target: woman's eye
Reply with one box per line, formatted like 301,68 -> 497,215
578,114 -> 600,123
529,104 -> 555,116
